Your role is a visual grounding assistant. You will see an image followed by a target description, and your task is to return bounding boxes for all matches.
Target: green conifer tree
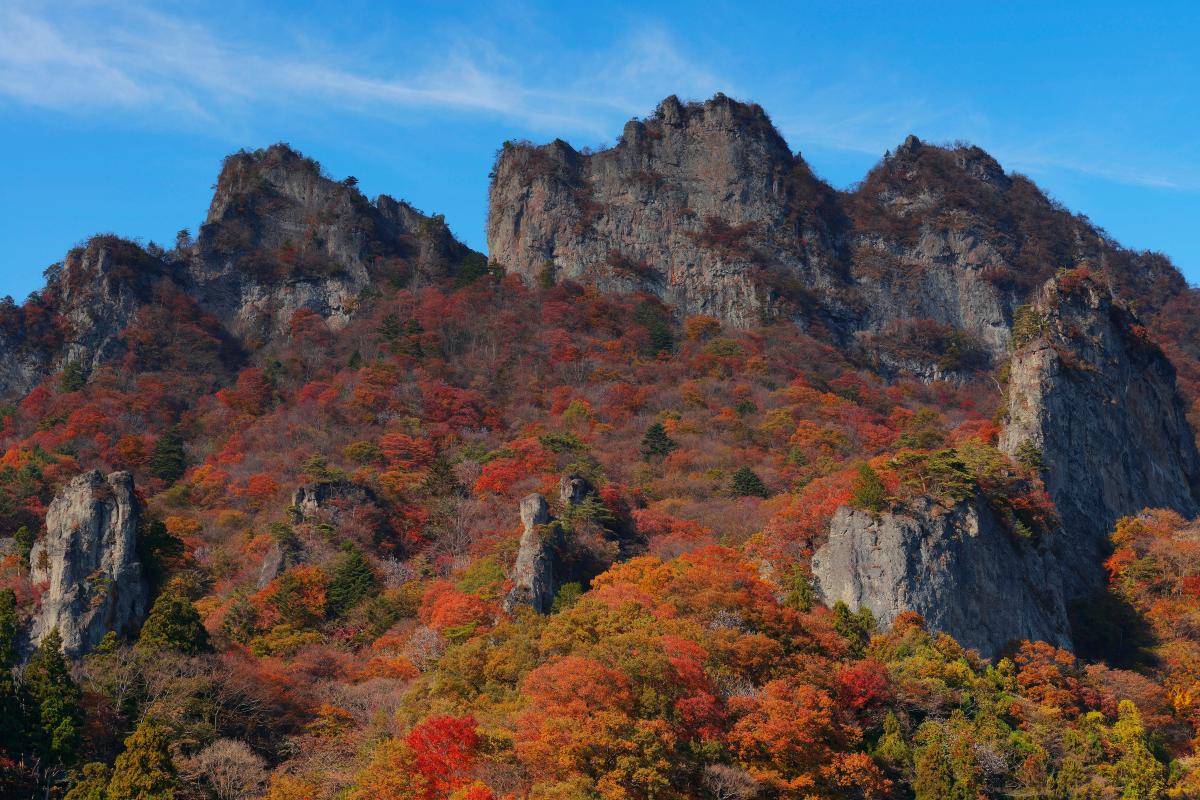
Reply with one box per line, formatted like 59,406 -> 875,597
64,762 -> 111,800
639,422 -> 677,461
148,426 -> 187,485
326,545 -> 377,618
106,719 -> 180,800
25,628 -> 83,766
849,462 -> 888,513
137,589 -> 210,655
730,466 -> 768,498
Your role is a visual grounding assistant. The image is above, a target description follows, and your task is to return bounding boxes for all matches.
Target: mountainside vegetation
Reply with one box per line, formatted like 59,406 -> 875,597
1,95 -> 1199,799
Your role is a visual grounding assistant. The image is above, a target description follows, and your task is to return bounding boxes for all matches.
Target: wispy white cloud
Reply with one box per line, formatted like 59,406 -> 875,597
0,2 -> 728,140
0,1 -> 1194,195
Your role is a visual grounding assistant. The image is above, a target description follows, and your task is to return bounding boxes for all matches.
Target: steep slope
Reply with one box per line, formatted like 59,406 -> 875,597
490,94 -> 1191,380
191,143 -> 479,343
1000,271 -> 1200,597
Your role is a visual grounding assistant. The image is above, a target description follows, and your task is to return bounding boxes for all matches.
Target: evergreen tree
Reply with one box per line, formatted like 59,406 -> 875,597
12,525 -> 33,569
219,592 -> 259,644
0,589 -> 26,760
849,462 -> 888,514
24,628 -> 83,766
326,545 -> 377,619
730,466 -> 768,497
832,601 -> 876,658
106,719 -> 180,800
634,300 -> 675,355
137,588 -> 210,655
148,426 -> 187,485
913,722 -> 954,800
0,588 -> 17,669
781,566 -> 817,613
639,422 -> 677,461
137,519 -> 185,592
64,762 -> 111,800
59,362 -> 87,393
875,712 -> 912,773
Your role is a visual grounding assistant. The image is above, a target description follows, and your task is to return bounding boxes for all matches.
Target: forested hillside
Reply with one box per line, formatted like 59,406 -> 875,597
2,95 -> 1200,799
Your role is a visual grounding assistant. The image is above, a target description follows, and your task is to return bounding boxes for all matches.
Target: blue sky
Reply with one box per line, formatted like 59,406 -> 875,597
2,0 -> 1198,300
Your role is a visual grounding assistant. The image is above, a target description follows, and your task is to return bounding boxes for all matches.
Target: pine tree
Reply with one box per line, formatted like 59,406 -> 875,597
137,588 -> 210,655
639,422 -> 677,461
219,592 -> 259,644
849,462 -> 888,513
148,426 -> 187,485
326,545 -> 377,618
106,719 -> 180,800
730,466 -> 768,497
59,362 -> 87,393
832,601 -> 876,658
13,525 -> 33,569
24,628 -> 83,766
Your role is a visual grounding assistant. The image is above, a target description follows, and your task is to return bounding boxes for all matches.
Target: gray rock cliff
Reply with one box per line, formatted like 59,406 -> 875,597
1000,274 -> 1200,598
191,144 -> 478,344
812,496 -> 1071,658
503,493 -> 558,614
29,470 -> 150,657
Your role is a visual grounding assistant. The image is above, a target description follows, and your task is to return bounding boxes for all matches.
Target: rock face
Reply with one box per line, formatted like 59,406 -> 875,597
812,497 -> 1071,657
488,94 -> 1187,373
1000,274 -> 1200,598
503,494 -> 558,613
290,479 -> 378,524
192,144 -> 478,343
0,143 -> 484,403
488,94 -> 848,328
504,475 -> 645,613
29,471 -> 149,657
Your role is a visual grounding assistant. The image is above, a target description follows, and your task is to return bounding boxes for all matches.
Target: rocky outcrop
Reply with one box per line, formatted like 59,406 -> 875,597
503,494 -> 559,613
812,496 -> 1071,657
29,471 -> 149,657
191,144 -> 479,343
256,539 -> 304,590
290,479 -> 378,524
489,94 -> 1189,372
1000,274 -> 1200,598
488,94 -> 850,328
504,475 -> 644,614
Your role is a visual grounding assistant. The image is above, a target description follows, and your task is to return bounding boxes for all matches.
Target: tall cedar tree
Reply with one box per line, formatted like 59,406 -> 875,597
137,589 -> 211,655
106,719 -> 181,800
327,545 -> 378,618
849,463 -> 888,513
639,422 -> 677,461
148,426 -> 187,484
730,466 -> 768,497
24,628 -> 83,766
